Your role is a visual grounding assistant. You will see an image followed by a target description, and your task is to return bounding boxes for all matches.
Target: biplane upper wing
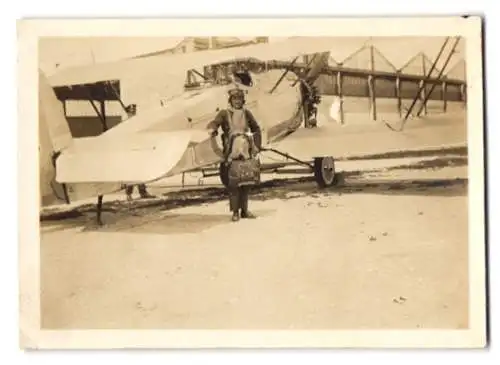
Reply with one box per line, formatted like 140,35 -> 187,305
48,37 -> 336,87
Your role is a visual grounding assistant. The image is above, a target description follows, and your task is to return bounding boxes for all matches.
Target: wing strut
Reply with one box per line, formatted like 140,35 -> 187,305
269,56 -> 300,94
83,85 -> 108,225
106,81 -> 129,113
190,69 -> 209,81
96,195 -> 104,226
291,54 -> 318,87
87,97 -> 108,132
84,85 -> 109,132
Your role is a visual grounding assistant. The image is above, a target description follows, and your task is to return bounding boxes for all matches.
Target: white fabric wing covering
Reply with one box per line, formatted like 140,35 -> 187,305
48,37 -> 339,87
56,131 -> 194,184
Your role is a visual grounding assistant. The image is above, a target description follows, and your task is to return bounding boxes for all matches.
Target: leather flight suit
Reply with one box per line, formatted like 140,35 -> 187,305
207,99 -> 262,220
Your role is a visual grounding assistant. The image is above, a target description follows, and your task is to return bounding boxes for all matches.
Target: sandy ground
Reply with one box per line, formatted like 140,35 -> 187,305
40,153 -> 469,330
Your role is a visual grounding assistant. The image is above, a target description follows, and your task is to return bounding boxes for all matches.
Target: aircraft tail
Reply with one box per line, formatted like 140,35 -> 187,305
39,71 -> 73,152
38,70 -> 73,207
39,70 -> 124,207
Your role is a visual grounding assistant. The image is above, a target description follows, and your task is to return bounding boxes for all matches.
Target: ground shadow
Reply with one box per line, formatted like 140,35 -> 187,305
40,175 -> 465,234
88,208 -> 275,234
40,155 -> 468,233
251,175 -> 467,200
42,206 -> 276,235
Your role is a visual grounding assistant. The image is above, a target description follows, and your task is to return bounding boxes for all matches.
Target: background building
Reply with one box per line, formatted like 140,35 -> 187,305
42,36 -> 465,137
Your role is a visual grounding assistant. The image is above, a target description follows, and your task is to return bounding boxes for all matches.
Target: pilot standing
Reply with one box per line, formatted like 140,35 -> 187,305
207,87 -> 262,222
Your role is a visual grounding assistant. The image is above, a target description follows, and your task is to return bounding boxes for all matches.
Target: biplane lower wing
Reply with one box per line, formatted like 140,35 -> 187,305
55,130 -> 223,184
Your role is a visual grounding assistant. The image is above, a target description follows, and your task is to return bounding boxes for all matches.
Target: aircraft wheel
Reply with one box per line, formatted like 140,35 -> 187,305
219,163 -> 229,187
313,156 -> 336,188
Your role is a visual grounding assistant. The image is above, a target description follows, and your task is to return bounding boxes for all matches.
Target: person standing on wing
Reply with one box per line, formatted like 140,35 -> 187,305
207,87 -> 262,222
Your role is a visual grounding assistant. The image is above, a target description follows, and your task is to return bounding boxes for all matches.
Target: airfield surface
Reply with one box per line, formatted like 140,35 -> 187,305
39,149 -> 469,330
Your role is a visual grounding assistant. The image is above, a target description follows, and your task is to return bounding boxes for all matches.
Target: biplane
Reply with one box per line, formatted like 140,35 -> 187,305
39,38 -> 343,225
39,36 -> 463,225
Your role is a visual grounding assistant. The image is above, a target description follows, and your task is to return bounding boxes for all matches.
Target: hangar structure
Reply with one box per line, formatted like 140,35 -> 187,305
49,36 -> 466,137
196,36 -> 466,126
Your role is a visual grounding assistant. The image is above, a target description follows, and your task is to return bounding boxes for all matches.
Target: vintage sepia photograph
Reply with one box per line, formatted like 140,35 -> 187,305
18,17 -> 486,349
